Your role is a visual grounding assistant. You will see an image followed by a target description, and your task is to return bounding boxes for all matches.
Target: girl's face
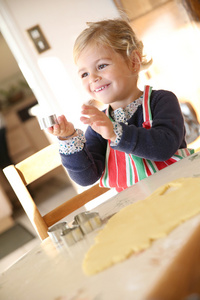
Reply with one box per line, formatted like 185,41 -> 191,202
77,44 -> 139,110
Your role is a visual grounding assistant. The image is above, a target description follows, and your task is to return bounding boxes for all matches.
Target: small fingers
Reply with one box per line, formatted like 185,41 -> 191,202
47,115 -> 74,137
47,126 -> 53,134
47,124 -> 61,136
57,115 -> 66,133
81,104 -> 100,116
80,113 -> 106,125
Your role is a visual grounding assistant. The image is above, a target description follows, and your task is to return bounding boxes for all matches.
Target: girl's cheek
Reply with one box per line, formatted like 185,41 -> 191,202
87,85 -> 92,94
82,82 -> 89,91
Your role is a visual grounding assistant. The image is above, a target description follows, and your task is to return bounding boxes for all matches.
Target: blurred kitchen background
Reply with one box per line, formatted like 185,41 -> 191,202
0,0 -> 200,272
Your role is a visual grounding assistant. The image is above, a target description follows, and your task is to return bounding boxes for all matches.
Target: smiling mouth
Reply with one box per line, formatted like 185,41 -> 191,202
93,84 -> 110,93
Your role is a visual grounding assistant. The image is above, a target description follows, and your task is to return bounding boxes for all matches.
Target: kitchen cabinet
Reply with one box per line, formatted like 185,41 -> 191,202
0,185 -> 14,234
4,95 -> 49,162
114,0 -> 170,20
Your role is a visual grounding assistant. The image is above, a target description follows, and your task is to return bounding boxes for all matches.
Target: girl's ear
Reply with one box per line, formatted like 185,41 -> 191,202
130,50 -> 142,72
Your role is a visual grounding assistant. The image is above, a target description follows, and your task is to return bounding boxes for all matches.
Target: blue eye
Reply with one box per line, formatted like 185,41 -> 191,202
81,72 -> 88,78
98,64 -> 108,70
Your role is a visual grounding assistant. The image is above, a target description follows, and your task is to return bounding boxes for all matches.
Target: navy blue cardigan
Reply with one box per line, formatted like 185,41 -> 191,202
60,89 -> 187,186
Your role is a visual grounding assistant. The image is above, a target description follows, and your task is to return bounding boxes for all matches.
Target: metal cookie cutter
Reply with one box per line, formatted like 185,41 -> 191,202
38,114 -> 58,130
48,222 -> 68,243
60,224 -> 84,247
73,211 -> 102,235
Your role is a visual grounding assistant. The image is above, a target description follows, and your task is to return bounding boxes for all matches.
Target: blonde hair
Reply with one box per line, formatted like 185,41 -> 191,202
73,18 -> 149,68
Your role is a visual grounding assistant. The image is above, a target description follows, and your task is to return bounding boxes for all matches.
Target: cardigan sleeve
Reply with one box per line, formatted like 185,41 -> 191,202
111,90 -> 187,161
60,126 -> 107,186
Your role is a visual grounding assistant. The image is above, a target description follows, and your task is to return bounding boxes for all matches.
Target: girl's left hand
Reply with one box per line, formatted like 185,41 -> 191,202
80,104 -> 116,141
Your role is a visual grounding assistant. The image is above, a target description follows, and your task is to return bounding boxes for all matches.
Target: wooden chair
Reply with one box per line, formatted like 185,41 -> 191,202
3,143 -> 109,240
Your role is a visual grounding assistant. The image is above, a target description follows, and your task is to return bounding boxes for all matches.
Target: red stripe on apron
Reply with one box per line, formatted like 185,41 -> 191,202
143,159 -> 152,176
116,151 -> 128,189
106,142 -> 118,188
143,85 -> 150,121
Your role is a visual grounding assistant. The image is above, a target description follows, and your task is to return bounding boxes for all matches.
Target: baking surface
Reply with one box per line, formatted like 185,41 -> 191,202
0,152 -> 200,300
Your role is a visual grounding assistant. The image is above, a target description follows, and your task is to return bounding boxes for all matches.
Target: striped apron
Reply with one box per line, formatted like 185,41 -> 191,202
100,85 -> 194,192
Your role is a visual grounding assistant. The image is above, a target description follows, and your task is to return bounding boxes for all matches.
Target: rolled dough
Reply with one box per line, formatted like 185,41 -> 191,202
82,177 -> 200,275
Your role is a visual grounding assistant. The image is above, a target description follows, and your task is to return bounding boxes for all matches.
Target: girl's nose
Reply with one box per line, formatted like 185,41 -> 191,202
89,74 -> 101,84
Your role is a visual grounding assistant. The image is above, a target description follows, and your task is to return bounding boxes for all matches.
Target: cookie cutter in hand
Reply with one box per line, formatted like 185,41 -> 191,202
73,211 -> 102,235
38,114 -> 58,130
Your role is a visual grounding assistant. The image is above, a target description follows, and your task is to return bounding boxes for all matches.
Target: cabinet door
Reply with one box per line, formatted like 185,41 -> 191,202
7,127 -> 32,163
114,0 -> 170,20
0,184 -> 12,218
23,117 -> 50,151
4,111 -> 21,129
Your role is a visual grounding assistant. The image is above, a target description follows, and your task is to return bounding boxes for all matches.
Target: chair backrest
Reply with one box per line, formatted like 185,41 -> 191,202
3,143 -> 110,240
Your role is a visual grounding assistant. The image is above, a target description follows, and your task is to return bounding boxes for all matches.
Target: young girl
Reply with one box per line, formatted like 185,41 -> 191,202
48,18 -> 193,192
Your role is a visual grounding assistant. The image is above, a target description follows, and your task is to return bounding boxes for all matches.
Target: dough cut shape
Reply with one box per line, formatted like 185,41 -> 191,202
82,177 -> 200,275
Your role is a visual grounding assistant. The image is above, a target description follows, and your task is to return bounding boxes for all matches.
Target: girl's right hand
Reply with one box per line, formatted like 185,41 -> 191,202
47,115 -> 75,139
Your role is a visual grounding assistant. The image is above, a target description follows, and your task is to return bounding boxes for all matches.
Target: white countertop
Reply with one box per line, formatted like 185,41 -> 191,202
1,151 -> 200,300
